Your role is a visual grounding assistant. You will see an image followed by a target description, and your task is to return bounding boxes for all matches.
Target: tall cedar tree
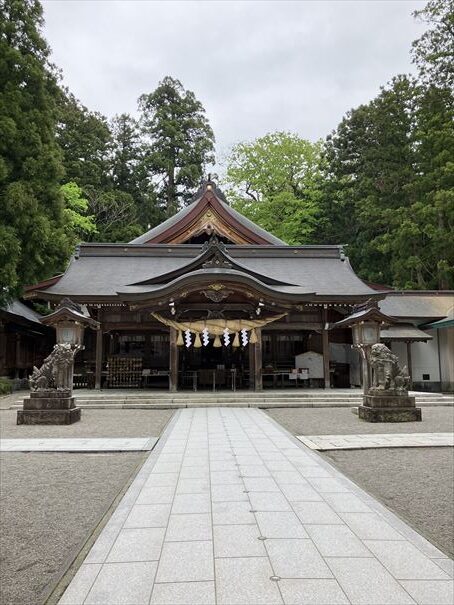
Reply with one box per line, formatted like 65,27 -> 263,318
56,91 -> 112,191
0,0 -> 68,304
110,113 -> 163,229
224,132 -> 323,245
139,76 -> 215,216
320,77 -> 418,286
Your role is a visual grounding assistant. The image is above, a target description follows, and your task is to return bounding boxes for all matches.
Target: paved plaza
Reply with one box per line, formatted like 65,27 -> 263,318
297,433 -> 454,450
58,408 -> 453,605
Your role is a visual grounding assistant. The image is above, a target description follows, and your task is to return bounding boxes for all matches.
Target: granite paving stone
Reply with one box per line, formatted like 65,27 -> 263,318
85,561 -> 158,604
214,524 -> 266,557
243,476 -> 281,492
255,511 -> 309,539
327,557 -> 416,605
171,492 -> 211,514
58,563 -> 101,605
155,540 -> 214,583
106,527 -> 165,562
150,581 -> 216,605
280,483 -> 323,502
293,501 -> 343,525
364,540 -> 451,580
266,539 -> 333,579
212,501 -> 257,525
399,580 -> 454,605
278,579 -> 349,605
322,492 -> 373,513
339,512 -> 405,541
166,513 -> 212,541
249,492 -> 292,512
124,504 -> 171,529
215,557 -> 283,604
305,524 -> 373,557
58,408 -> 450,605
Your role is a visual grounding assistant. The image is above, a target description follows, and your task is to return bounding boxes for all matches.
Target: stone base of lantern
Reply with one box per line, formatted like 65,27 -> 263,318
358,391 -> 421,422
17,390 -> 81,425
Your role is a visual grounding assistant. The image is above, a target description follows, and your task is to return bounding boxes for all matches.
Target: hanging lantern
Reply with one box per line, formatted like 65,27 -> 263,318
240,328 -> 249,346
176,330 -> 184,346
223,327 -> 230,346
194,333 -> 202,348
184,329 -> 192,348
213,334 -> 222,348
250,328 -> 258,344
232,332 -> 240,348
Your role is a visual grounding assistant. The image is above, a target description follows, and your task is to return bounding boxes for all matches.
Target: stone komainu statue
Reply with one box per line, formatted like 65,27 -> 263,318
369,343 -> 410,393
29,344 -> 79,391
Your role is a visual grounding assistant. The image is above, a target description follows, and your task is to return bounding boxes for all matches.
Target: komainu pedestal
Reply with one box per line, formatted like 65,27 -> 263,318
17,343 -> 81,425
358,343 -> 422,423
17,390 -> 81,425
359,390 -> 421,422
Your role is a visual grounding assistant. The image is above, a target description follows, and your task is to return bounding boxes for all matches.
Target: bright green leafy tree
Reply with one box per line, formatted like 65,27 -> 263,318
60,182 -> 97,246
224,132 -> 323,245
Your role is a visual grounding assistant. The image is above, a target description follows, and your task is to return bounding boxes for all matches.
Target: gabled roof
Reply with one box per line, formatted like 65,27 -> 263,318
130,181 -> 286,246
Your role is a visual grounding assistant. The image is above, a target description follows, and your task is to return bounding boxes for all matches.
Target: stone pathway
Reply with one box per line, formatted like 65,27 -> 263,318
0,437 -> 156,452
297,433 -> 454,451
58,408 -> 453,605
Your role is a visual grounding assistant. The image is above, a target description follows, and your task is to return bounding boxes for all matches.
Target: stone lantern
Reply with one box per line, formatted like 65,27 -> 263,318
17,299 -> 99,425
332,300 -> 421,422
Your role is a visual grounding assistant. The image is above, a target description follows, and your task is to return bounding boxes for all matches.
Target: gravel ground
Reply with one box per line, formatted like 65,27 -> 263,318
0,409 -> 174,605
323,448 -> 454,558
0,408 -> 174,439
267,407 -> 454,559
267,405 -> 454,435
0,452 -> 145,605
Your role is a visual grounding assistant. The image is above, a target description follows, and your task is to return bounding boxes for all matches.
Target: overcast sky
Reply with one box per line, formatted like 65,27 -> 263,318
42,0 -> 426,164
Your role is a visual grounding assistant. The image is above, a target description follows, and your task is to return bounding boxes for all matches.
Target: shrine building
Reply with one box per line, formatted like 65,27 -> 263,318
22,181 -> 453,393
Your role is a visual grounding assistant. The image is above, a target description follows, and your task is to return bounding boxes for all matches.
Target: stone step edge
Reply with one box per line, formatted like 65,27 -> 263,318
9,401 -> 453,410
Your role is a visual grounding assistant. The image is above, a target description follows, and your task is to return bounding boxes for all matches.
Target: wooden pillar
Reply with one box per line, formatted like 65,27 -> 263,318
249,336 -> 255,390
169,327 -> 178,392
95,328 -> 103,389
254,328 -> 262,391
406,341 -> 413,385
322,307 -> 330,389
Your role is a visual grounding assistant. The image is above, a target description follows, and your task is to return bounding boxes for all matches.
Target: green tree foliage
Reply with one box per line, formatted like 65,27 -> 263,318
224,132 -> 323,245
320,76 -> 419,284
56,91 -> 112,191
110,113 -> 162,229
319,1 -> 453,289
139,76 -> 215,216
0,0 -> 69,304
60,182 -> 97,246
412,0 -> 454,89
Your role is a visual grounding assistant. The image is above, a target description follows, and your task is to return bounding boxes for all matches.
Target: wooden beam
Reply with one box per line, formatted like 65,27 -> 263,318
95,328 -> 103,389
322,307 -> 330,389
169,327 -> 178,392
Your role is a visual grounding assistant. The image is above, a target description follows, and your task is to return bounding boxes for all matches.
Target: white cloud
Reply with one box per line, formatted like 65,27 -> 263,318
42,0 -> 426,161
